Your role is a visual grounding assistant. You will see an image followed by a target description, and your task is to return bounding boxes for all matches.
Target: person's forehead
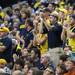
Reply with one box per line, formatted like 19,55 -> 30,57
24,65 -> 28,68
31,50 -> 35,53
48,4 -> 53,6
28,69 -> 33,73
64,47 -> 69,50
41,55 -> 48,59
23,49 -> 28,51
69,6 -> 73,9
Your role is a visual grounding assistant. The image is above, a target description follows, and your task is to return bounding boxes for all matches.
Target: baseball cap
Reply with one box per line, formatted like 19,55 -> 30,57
0,59 -> 7,65
0,27 -> 9,32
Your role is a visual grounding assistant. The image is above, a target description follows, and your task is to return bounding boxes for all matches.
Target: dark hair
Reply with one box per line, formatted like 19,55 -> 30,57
57,64 -> 67,74
25,10 -> 31,18
48,3 -> 57,8
30,47 -> 41,59
6,10 -> 13,16
14,59 -> 24,68
43,8 -> 51,13
24,62 -> 33,70
26,18 -> 34,28
14,8 -> 20,11
59,54 -> 69,62
29,67 -> 43,75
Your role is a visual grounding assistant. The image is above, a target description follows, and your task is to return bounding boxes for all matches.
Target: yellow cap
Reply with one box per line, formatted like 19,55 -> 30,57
0,59 -> 7,64
0,27 -> 9,32
60,1 -> 65,5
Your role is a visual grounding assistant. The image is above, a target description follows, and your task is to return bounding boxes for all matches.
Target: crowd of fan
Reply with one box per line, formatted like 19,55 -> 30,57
0,0 -> 75,75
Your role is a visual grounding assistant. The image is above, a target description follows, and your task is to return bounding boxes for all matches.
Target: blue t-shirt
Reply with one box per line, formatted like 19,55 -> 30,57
19,28 -> 34,48
48,22 -> 63,48
0,37 -> 12,63
24,29 -> 34,48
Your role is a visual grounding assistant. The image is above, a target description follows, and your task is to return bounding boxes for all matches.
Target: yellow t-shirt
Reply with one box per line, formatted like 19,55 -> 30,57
36,33 -> 48,54
68,27 -> 75,52
16,43 -> 21,51
46,19 -> 51,27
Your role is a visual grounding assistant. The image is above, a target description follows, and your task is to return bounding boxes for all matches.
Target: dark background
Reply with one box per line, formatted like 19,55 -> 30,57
0,0 -> 75,8
0,0 -> 25,8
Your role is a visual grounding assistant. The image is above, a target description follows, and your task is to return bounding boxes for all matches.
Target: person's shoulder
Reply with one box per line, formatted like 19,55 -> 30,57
4,37 -> 12,43
5,37 -> 12,40
64,73 -> 68,75
65,67 -> 75,75
55,23 -> 62,29
71,67 -> 75,72
55,22 -> 62,26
